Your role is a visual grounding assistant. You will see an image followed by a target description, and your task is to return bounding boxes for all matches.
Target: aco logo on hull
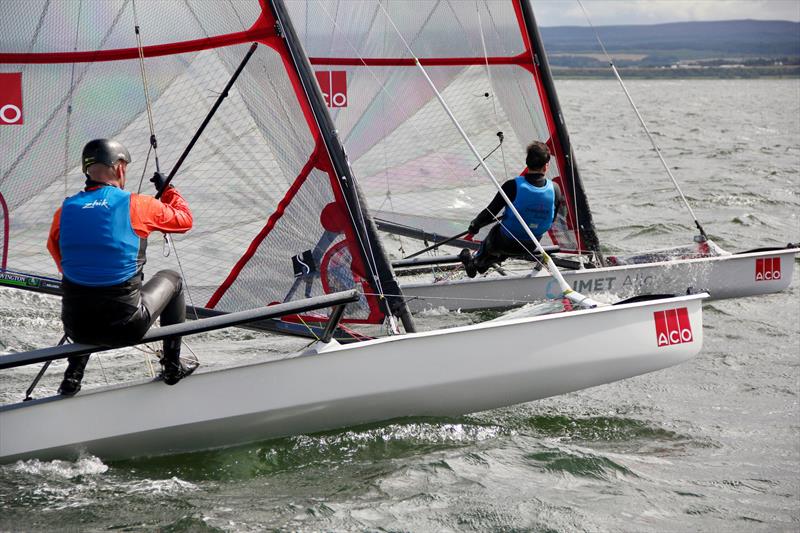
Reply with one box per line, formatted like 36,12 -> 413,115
654,307 -> 693,347
755,257 -> 781,281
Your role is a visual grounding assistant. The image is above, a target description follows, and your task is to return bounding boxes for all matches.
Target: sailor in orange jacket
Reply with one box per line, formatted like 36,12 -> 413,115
47,139 -> 194,396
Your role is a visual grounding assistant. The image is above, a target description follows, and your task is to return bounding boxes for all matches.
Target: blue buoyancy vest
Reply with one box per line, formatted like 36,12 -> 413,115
499,176 -> 555,241
59,186 -> 145,286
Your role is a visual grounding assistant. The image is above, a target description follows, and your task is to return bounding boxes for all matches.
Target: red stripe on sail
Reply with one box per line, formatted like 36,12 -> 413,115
259,0 -> 384,323
205,148 -> 321,309
0,28 -> 274,65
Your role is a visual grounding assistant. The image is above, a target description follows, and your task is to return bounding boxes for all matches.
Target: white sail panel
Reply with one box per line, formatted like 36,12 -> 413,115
0,0 -> 388,323
290,0 -> 595,252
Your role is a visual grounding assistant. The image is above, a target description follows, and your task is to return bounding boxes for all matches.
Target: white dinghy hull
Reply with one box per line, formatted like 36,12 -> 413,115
0,294 -> 705,463
402,248 -> 798,312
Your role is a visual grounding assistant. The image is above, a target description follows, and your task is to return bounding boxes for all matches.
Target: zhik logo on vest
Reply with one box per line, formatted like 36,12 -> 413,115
0,73 -> 24,125
755,257 -> 781,281
315,71 -> 347,108
82,199 -> 110,209
654,308 -> 693,347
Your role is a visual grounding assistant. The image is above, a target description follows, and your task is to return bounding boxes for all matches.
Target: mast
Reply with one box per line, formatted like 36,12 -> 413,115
517,0 -> 603,259
268,0 -> 415,332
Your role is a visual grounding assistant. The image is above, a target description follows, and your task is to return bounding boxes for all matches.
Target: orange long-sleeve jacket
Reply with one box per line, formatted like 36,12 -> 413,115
47,186 -> 193,272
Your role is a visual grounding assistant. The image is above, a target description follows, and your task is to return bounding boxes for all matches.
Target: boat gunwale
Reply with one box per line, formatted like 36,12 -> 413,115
0,292 -> 707,414
399,247 -> 800,289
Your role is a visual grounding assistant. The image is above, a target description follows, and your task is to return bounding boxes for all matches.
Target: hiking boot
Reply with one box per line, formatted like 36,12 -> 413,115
160,359 -> 197,386
58,354 -> 89,397
459,248 -> 477,278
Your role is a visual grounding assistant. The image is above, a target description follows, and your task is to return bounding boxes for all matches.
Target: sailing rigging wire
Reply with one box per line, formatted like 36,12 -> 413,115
1,1 -> 129,188
311,0 -> 500,262
475,1 -> 511,181
63,0 -> 83,200
376,0 -> 598,309
274,2 -> 400,331
576,0 -> 708,239
361,290 -> 582,306
131,0 -> 161,174
312,0 -> 562,278
130,0 -> 200,321
311,0 -> 484,207
473,1 -> 552,272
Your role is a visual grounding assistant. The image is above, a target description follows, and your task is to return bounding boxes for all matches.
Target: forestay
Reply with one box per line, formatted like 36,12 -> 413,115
286,0 -> 600,256
0,0 -> 408,326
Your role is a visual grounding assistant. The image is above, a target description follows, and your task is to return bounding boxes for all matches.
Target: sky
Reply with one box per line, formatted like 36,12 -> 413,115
533,0 -> 800,26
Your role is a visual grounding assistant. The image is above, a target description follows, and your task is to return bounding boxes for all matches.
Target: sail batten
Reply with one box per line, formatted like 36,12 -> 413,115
309,54 -> 532,67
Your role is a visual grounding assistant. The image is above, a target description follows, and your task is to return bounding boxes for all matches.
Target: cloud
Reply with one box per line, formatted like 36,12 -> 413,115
533,0 -> 800,26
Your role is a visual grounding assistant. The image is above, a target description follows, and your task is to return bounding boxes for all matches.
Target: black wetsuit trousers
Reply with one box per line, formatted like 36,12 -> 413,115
473,224 -> 540,274
61,270 -> 185,375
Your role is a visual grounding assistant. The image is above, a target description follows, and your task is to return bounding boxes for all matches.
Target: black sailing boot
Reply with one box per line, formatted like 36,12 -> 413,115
459,249 -> 478,278
58,354 -> 90,396
160,337 -> 196,385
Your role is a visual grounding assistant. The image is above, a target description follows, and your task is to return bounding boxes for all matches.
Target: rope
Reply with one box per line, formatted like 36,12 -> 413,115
63,0 -> 83,199
472,1 -> 550,272
359,290 -> 556,306
313,0 -> 475,213
576,0 -> 707,239
296,315 -> 321,341
131,0 -> 161,174
130,0 -> 199,321
376,0 -> 599,309
475,1 -> 510,180
96,352 -> 109,386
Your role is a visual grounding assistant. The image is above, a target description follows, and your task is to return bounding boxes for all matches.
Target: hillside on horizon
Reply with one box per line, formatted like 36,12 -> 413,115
540,19 -> 800,68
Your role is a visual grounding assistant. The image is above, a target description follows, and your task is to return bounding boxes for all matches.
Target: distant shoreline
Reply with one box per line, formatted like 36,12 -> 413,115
550,66 -> 800,79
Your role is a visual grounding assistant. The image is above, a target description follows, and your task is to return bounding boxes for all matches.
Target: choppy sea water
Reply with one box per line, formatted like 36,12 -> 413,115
1,79 -> 798,532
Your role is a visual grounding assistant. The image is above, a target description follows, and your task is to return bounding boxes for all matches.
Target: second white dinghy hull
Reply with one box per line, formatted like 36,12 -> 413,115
402,247 -> 798,312
0,294 -> 706,463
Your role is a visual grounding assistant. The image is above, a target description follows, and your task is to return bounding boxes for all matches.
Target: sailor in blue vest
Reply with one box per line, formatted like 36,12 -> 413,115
460,141 -> 565,278
47,139 -> 195,396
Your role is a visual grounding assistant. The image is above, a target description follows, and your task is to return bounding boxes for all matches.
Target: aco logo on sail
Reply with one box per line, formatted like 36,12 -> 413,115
315,71 -> 348,108
755,257 -> 781,281
0,73 -> 24,125
653,308 -> 693,347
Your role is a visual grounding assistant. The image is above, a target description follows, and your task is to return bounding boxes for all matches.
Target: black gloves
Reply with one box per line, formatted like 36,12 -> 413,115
150,171 -> 169,193
468,220 -> 480,235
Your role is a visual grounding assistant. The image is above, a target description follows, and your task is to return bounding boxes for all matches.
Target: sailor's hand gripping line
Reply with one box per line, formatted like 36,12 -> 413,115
129,0 -> 259,320
376,1 -> 600,309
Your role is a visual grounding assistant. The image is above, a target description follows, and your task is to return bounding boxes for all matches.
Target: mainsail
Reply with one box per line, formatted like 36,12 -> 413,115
0,0 -> 411,328
286,0 -> 601,256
